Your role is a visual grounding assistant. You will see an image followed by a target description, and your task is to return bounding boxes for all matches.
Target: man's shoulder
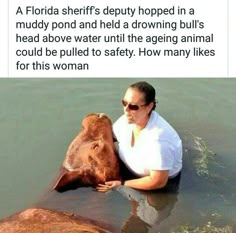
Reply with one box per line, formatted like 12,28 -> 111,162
113,115 -> 128,134
114,114 -> 126,126
148,112 -> 181,142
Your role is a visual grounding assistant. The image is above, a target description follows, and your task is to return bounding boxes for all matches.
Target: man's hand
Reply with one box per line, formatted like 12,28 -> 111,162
96,180 -> 122,192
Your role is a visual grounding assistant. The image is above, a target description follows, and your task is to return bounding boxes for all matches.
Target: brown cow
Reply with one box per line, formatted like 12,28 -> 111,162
0,207 -> 115,233
0,113 -> 121,232
53,113 -> 121,192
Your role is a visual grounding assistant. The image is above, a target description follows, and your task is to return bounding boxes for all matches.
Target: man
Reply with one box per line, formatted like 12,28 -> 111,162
97,81 -> 182,192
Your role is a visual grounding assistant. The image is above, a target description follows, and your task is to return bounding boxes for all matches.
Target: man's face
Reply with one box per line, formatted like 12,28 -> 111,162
122,88 -> 152,125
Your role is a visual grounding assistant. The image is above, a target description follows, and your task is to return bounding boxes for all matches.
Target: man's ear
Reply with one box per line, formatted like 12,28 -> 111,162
147,102 -> 154,113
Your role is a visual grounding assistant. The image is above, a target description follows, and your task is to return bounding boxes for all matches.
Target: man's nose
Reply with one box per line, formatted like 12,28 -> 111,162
124,105 -> 130,113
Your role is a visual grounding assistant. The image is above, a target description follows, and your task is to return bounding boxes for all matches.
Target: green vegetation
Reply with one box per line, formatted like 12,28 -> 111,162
171,214 -> 232,233
192,136 -> 216,177
172,223 -> 232,233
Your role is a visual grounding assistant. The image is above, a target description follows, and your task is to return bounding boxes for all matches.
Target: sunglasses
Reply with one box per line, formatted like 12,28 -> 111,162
122,99 -> 146,111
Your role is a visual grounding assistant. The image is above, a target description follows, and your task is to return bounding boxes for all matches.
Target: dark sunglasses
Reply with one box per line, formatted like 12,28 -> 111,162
122,99 -> 146,111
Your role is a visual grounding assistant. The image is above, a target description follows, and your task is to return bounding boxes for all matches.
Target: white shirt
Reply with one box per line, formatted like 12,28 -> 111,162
113,111 -> 182,178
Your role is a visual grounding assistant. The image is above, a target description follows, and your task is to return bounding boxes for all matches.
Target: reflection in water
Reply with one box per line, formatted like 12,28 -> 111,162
118,175 -> 180,233
35,173 -> 181,232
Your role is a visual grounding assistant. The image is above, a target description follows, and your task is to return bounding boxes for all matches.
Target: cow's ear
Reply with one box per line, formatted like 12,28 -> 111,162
53,170 -> 81,192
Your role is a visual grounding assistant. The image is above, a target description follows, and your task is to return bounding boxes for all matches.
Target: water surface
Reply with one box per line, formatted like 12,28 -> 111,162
0,78 -> 235,232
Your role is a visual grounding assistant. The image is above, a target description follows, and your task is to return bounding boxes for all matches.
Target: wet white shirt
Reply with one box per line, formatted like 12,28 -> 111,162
113,111 -> 182,178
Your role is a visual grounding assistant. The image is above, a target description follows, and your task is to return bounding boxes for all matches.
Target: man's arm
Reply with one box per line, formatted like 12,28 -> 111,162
96,170 -> 169,192
123,170 -> 169,190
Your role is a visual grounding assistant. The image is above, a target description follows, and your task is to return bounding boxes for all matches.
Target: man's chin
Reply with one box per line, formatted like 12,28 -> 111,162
126,116 -> 134,124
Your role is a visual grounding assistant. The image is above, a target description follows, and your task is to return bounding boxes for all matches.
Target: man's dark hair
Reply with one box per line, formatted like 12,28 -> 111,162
129,81 -> 157,111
